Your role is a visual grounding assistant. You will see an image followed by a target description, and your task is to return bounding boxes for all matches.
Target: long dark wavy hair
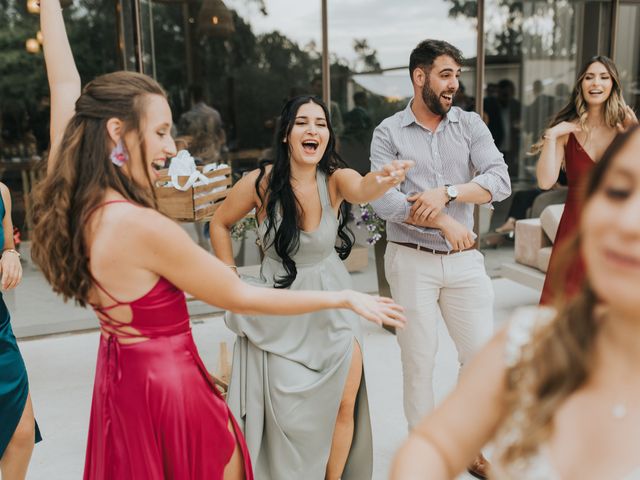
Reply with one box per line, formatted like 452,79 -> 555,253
31,71 -> 166,306
498,125 -> 640,463
255,95 -> 354,288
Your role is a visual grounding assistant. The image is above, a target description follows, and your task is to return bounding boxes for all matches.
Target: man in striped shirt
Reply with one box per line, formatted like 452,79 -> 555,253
370,39 -> 511,479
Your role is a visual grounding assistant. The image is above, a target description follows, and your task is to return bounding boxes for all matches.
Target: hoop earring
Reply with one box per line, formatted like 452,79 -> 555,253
110,139 -> 129,167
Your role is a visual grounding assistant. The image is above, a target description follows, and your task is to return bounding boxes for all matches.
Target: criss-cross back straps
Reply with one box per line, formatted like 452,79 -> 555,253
91,280 -> 143,339
86,199 -> 141,339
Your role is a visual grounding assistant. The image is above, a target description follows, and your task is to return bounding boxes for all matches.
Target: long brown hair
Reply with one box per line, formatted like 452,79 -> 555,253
31,71 -> 167,307
530,56 -> 627,154
499,125 -> 640,463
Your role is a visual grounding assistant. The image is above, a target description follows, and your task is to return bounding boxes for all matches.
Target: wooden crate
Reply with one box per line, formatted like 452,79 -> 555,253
154,166 -> 231,222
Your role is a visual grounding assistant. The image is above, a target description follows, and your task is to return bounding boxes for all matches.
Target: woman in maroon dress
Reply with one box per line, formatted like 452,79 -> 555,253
31,2 -> 406,479
535,56 -> 637,305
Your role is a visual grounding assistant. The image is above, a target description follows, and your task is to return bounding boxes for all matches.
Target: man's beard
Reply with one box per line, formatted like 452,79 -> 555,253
421,82 -> 451,116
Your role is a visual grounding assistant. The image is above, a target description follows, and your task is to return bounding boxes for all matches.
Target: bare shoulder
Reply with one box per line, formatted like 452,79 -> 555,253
90,202 -> 186,250
243,164 -> 271,204
114,203 -> 186,240
328,167 -> 360,205
0,182 -> 11,208
329,167 -> 360,185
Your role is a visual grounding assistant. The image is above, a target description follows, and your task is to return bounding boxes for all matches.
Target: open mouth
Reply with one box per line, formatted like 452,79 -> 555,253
588,89 -> 604,95
441,93 -> 453,103
151,159 -> 166,172
302,140 -> 319,155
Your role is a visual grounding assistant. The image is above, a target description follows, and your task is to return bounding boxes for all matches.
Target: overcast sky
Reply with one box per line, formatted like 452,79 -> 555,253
226,0 -> 477,69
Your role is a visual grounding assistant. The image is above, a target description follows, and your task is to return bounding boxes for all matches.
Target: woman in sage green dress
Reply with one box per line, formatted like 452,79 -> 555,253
210,95 -> 413,480
0,182 -> 41,479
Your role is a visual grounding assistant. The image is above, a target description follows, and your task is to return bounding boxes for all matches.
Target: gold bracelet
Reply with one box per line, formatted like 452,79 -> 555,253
2,248 -> 20,258
226,264 -> 238,271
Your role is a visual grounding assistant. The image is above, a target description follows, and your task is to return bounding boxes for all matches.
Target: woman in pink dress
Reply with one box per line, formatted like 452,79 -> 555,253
31,2 -> 406,479
534,56 -> 637,305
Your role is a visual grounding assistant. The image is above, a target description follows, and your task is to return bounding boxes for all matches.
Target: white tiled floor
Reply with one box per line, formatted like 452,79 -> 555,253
18,275 -> 539,479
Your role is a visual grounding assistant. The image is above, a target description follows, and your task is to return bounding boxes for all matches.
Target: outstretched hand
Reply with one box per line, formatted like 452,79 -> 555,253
376,160 -> 414,187
344,290 -> 406,329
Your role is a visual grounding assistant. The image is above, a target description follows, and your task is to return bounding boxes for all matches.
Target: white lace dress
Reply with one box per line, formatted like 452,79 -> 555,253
490,307 -> 640,480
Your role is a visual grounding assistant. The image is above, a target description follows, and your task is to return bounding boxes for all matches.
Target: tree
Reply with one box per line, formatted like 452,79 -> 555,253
444,0 -> 575,59
352,39 -> 382,73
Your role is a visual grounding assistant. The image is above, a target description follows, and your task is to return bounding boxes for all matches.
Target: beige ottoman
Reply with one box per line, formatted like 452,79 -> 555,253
537,246 -> 553,272
540,204 -> 565,243
515,218 -> 552,268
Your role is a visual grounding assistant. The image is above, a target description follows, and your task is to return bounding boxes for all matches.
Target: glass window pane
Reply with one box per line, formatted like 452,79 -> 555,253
484,0 -> 611,184
328,0 -> 478,175
0,0 -> 119,337
615,2 -> 640,111
141,0 -> 322,164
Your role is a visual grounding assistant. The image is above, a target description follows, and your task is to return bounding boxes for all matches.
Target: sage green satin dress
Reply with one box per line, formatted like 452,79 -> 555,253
225,170 -> 373,479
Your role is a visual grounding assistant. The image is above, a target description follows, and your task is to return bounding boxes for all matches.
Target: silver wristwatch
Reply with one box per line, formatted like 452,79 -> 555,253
445,184 -> 458,204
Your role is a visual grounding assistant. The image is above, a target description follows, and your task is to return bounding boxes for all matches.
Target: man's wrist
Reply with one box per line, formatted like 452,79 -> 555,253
430,213 -> 449,229
444,184 -> 458,204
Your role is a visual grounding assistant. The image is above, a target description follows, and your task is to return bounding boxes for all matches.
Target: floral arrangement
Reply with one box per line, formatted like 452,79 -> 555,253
231,215 -> 258,241
353,203 -> 385,245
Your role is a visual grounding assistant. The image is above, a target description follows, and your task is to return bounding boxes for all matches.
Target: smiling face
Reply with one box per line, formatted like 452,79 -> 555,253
418,55 -> 461,116
581,130 -> 640,310
580,61 -> 614,107
124,94 -> 176,187
285,100 -> 330,167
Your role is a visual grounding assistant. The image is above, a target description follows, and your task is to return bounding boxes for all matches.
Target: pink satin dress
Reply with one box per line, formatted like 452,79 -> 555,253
83,201 -> 253,480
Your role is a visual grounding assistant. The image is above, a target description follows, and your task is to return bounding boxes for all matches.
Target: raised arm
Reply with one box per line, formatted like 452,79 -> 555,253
390,328 -> 510,479
209,168 -> 262,267
536,122 -> 578,189
331,160 -> 413,205
41,0 -> 81,171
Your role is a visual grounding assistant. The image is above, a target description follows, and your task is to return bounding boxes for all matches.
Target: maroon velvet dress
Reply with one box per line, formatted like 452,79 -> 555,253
83,201 -> 253,480
540,133 -> 595,305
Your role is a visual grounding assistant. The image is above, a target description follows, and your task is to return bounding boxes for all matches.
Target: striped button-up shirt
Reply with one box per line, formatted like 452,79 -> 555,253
370,102 -> 511,251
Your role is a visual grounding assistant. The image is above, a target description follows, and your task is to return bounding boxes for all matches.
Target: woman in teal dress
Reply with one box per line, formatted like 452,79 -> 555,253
0,182 -> 41,479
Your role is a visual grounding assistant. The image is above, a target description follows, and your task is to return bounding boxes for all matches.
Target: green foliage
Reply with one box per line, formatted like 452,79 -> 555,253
0,0 -> 117,118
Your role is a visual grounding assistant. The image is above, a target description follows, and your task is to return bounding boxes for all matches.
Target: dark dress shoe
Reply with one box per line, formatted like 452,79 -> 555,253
467,453 -> 490,479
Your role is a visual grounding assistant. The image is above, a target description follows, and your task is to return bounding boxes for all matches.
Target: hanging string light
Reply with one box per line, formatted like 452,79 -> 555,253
197,0 -> 235,38
26,38 -> 40,53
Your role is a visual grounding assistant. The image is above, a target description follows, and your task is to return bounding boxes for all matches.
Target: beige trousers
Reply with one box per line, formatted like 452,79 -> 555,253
385,242 -> 494,428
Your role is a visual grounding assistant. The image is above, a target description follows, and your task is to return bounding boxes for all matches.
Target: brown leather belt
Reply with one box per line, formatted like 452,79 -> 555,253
390,241 -> 476,255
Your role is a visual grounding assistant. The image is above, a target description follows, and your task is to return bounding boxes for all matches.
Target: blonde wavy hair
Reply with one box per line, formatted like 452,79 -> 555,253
530,56 -> 627,155
499,125 -> 640,463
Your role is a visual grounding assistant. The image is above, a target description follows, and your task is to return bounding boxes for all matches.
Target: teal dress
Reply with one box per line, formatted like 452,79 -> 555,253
0,195 -> 41,458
